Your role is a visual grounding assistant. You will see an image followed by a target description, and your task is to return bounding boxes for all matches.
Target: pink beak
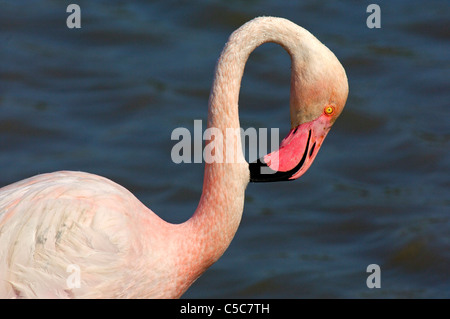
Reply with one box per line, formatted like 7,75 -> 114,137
249,113 -> 333,182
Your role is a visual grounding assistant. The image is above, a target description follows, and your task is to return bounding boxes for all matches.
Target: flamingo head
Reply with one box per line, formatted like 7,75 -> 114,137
249,46 -> 348,182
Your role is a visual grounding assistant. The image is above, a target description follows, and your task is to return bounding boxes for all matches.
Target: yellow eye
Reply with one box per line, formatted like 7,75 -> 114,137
324,105 -> 334,115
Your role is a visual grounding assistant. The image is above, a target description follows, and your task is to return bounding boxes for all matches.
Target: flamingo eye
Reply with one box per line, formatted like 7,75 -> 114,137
324,105 -> 334,116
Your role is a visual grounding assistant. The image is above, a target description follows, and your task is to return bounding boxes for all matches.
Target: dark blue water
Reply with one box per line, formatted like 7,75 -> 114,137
1,0 -> 449,298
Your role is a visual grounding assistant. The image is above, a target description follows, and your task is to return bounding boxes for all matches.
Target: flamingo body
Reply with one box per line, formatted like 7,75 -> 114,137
0,171 -> 181,298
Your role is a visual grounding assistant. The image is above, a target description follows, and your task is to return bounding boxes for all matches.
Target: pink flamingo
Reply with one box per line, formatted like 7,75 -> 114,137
0,17 -> 348,298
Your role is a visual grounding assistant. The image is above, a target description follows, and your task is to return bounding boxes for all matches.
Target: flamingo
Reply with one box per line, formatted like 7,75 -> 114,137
0,17 -> 348,298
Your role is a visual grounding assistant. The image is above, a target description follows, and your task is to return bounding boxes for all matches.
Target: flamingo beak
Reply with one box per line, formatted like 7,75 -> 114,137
249,113 -> 332,182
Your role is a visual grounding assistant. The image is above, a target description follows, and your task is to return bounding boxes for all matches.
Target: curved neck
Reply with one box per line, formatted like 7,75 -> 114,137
171,17 -> 320,295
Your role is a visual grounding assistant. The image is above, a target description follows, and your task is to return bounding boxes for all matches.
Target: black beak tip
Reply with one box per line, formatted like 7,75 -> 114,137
249,129 -> 312,183
249,158 -> 278,183
249,157 -> 296,183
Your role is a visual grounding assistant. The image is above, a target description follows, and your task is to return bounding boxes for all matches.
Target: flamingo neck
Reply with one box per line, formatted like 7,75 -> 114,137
171,17 -> 321,295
